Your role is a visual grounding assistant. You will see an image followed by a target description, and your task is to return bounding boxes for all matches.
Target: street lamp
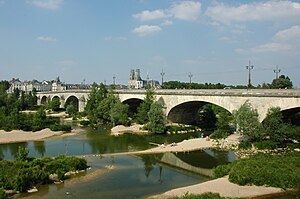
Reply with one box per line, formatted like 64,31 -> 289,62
246,61 -> 254,89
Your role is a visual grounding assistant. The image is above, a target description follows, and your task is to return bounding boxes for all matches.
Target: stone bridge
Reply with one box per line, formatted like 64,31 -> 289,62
36,89 -> 300,122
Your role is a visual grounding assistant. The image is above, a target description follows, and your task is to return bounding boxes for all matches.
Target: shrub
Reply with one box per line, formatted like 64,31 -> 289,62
50,125 -> 71,132
173,192 -> 227,199
80,120 -> 90,126
210,129 -> 230,139
213,164 -> 233,178
0,187 -> 7,199
228,152 -> 300,189
238,141 -> 252,149
253,141 -> 277,150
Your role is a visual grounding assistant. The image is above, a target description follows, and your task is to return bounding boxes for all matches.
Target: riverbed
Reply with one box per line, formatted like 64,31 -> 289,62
0,126 -> 236,198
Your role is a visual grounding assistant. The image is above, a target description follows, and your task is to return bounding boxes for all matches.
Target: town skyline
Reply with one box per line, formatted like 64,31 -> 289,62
1,0 -> 300,87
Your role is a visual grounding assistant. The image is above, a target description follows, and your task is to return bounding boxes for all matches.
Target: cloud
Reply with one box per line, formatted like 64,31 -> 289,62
206,1 -> 300,25
273,25 -> 300,42
132,1 -> 201,22
236,26 -> 300,54
133,10 -> 169,21
28,0 -> 64,10
36,36 -> 57,42
161,19 -> 173,26
170,1 -> 201,21
132,25 -> 162,36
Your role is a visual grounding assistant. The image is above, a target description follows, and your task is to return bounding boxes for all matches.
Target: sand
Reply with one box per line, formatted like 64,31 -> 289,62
110,124 -> 149,135
153,176 -> 285,199
0,128 -> 73,144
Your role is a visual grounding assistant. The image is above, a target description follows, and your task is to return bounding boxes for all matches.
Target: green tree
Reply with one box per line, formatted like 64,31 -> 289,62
198,104 -> 217,130
85,83 -> 108,126
147,101 -> 165,134
262,107 -> 292,146
271,75 -> 293,89
16,146 -> 29,161
233,101 -> 261,141
47,98 -> 60,112
66,102 -> 76,117
110,100 -> 129,126
135,89 -> 155,124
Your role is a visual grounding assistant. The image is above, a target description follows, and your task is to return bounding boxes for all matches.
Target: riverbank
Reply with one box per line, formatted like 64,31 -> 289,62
0,128 -> 78,144
151,176 -> 287,199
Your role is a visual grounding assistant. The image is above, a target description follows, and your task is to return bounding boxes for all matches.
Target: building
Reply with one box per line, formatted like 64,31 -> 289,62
128,69 -> 160,89
128,69 -> 144,89
7,77 -> 66,93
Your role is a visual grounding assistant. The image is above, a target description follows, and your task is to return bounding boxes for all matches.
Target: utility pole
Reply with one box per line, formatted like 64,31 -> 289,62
273,65 -> 281,79
188,72 -> 193,89
160,68 -> 165,88
113,75 -> 116,85
246,60 -> 254,89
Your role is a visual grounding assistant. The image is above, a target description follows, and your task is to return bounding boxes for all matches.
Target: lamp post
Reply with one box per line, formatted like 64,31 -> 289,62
246,61 -> 254,89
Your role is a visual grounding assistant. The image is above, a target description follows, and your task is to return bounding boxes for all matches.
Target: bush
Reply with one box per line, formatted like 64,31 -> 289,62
173,192 -> 227,199
228,152 -> 300,189
238,141 -> 252,149
210,129 -> 230,139
50,125 -> 71,132
213,164 -> 233,178
0,187 -> 7,199
0,154 -> 88,192
253,141 -> 277,150
79,120 -> 90,126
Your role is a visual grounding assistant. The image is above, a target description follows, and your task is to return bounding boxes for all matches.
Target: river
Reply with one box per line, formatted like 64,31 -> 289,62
0,125 -> 236,198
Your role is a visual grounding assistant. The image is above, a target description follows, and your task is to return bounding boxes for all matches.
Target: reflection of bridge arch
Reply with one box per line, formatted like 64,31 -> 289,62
167,101 -> 231,125
65,95 -> 79,112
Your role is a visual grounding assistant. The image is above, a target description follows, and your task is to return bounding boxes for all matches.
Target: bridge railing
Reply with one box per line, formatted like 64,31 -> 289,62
36,89 -> 300,98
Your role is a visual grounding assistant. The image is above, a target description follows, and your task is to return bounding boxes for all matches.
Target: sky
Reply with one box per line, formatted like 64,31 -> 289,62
1,0 -> 300,87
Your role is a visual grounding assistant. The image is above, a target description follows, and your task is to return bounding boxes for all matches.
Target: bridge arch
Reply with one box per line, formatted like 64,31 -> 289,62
51,95 -> 60,101
41,96 -> 48,105
167,100 -> 231,125
65,95 -> 79,112
122,98 -> 144,117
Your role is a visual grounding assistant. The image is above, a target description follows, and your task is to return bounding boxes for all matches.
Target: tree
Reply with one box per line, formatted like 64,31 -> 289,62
271,75 -> 293,89
85,83 -> 108,126
16,146 -> 29,161
262,107 -> 292,146
233,101 -> 261,141
135,89 -> 155,124
47,98 -> 60,112
66,102 -> 76,117
198,104 -> 217,130
147,101 -> 165,134
110,100 -> 129,126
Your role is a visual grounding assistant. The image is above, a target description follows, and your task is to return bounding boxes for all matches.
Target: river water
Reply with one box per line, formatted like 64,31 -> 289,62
0,126 -> 236,198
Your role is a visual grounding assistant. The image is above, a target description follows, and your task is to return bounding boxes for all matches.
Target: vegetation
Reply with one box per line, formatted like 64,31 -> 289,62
162,75 -> 293,90
162,81 -> 247,89
198,104 -> 217,130
232,101 -> 261,142
147,102 -> 165,134
271,75 -> 293,89
213,152 -> 300,189
84,83 -> 129,127
135,89 -> 155,124
0,147 -> 88,193
172,192 -> 231,199
0,81 -> 71,132
233,101 -> 300,149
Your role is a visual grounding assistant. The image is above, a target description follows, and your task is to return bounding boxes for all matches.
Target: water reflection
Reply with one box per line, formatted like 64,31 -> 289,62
0,126 -> 206,160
